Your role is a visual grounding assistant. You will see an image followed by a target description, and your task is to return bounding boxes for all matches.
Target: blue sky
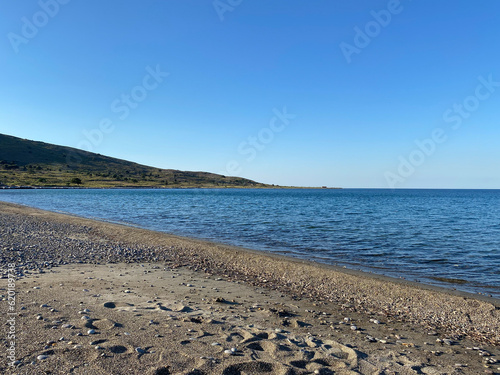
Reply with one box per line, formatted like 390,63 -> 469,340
1,0 -> 499,188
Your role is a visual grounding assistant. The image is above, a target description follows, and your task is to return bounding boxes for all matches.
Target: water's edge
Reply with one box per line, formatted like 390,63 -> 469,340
1,200 -> 498,305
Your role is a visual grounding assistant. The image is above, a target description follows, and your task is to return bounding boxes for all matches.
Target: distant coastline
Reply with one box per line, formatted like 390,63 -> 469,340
0,185 -> 341,190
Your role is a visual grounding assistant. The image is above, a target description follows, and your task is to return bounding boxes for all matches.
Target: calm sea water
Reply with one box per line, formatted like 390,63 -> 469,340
1,188 -> 499,298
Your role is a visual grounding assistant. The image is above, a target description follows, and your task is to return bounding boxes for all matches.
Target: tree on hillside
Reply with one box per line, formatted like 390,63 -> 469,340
70,177 -> 82,185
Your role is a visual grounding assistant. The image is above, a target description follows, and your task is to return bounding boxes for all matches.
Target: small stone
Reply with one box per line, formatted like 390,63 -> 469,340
36,315 -> 43,320
124,290 -> 131,293
135,347 -> 146,354
87,329 -> 96,335
40,304 -> 49,308
37,355 -> 49,360
350,325 -> 357,331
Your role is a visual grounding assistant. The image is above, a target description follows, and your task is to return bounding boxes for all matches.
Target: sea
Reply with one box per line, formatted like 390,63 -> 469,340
1,188 -> 499,298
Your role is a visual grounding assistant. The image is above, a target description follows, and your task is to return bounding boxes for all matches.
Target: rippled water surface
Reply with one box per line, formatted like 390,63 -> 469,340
1,188 -> 499,297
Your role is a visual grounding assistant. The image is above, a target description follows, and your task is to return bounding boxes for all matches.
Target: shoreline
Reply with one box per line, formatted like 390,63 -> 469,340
1,198 -> 498,302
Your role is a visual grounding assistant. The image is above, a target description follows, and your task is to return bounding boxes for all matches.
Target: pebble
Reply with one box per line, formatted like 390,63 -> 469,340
37,355 -> 49,360
40,304 -> 49,308
87,329 -> 96,335
350,325 -> 357,331
135,347 -> 146,354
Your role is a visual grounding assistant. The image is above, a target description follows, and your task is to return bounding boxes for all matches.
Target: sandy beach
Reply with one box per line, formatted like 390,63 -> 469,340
1,201 -> 499,374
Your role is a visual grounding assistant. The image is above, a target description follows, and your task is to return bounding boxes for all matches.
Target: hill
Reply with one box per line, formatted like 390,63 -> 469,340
0,133 -> 269,188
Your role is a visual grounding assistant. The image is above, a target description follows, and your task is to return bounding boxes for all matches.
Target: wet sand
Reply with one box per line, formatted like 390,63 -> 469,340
1,201 -> 499,374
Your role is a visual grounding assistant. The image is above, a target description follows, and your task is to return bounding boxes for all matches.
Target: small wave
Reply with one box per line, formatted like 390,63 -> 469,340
429,276 -> 469,285
423,258 -> 448,264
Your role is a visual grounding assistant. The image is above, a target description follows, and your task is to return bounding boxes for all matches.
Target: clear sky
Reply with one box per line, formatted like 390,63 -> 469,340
1,1 -> 499,188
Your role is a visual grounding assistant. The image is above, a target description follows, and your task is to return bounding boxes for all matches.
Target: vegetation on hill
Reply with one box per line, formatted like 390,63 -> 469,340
0,134 -> 270,188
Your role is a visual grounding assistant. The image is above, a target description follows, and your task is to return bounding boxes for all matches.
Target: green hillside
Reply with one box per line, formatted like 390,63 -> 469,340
0,133 -> 269,188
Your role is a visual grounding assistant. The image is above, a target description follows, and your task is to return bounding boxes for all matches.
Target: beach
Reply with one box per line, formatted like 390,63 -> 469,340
1,201 -> 499,374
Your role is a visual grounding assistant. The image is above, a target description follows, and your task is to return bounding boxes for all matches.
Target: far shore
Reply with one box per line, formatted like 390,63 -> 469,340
0,185 -> 341,190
